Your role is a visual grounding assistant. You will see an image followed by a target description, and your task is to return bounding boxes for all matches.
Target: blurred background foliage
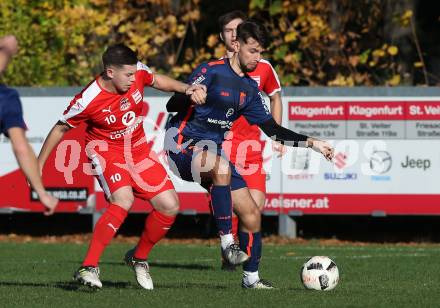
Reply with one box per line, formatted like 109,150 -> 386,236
0,0 -> 439,86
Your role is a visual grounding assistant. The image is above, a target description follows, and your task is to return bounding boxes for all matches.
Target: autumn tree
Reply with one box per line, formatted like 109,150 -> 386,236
0,0 -> 437,86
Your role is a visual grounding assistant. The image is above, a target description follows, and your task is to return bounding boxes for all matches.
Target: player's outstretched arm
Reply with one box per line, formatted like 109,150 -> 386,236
258,118 -> 334,161
38,121 -> 71,174
152,74 -> 188,93
152,74 -> 207,105
8,127 -> 59,215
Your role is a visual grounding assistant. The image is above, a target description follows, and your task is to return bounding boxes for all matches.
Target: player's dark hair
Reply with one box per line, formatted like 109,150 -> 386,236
218,10 -> 247,31
102,44 -> 137,68
236,21 -> 268,48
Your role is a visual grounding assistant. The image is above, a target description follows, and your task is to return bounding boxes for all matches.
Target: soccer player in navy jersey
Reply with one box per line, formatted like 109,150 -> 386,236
218,10 -> 285,271
0,35 -> 58,214
164,21 -> 334,289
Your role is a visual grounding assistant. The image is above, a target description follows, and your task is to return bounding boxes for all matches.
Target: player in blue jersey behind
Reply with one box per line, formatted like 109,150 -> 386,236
164,21 -> 334,289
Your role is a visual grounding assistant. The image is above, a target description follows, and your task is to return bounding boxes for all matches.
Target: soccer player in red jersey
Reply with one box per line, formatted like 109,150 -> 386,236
0,35 -> 59,214
38,44 -> 206,289
218,11 -> 285,270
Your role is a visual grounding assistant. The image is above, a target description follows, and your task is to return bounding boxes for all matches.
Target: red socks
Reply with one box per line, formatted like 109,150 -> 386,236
134,210 -> 176,260
82,204 -> 128,267
82,206 -> 176,265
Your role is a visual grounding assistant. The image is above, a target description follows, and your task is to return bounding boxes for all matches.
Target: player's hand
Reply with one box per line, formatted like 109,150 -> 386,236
186,84 -> 207,105
308,138 -> 334,161
272,141 -> 287,158
190,88 -> 207,105
39,191 -> 59,216
185,84 -> 206,95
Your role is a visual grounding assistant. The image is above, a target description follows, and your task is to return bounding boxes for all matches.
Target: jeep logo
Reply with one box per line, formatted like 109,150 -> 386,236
401,156 -> 431,170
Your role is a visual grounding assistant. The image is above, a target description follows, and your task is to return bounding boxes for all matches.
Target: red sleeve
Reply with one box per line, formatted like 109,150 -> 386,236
260,60 -> 281,97
137,62 -> 154,86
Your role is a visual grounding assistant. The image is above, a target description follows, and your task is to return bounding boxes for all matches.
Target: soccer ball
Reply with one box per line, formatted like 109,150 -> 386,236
300,256 -> 339,291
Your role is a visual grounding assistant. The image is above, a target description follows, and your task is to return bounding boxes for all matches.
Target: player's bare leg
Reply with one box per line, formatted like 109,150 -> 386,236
150,189 -> 180,216
125,189 -> 179,290
232,187 -> 274,289
108,186 -> 135,210
75,186 -> 134,289
249,189 -> 265,212
232,188 -> 260,232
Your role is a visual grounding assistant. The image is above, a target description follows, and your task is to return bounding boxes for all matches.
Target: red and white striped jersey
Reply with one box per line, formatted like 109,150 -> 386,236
247,59 -> 281,97
60,62 -> 154,149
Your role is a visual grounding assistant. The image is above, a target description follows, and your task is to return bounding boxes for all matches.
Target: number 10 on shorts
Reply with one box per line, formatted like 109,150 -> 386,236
110,173 -> 121,183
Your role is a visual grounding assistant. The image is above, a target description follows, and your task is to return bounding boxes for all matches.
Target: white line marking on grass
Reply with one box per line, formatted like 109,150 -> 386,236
276,253 -> 431,260
283,246 -> 440,252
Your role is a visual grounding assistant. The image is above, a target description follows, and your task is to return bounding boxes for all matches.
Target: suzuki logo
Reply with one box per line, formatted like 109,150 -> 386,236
334,152 -> 347,169
324,172 -> 357,180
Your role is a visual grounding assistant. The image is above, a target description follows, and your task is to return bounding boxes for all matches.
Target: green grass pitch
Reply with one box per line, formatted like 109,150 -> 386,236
0,241 -> 439,307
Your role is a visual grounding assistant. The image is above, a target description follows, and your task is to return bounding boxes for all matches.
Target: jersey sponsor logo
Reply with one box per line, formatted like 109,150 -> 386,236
192,74 -> 206,85
207,118 -> 233,129
132,89 -> 142,104
122,111 -> 136,126
102,106 -> 112,113
220,91 -> 230,97
251,75 -> 261,86
226,108 -> 234,118
239,92 -> 246,106
120,97 -> 131,111
109,117 -> 142,139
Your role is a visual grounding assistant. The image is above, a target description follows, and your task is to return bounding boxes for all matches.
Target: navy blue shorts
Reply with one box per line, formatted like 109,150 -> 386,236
166,137 -> 247,191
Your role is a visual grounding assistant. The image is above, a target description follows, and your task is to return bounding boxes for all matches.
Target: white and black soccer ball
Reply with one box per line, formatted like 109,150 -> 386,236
300,256 -> 339,291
